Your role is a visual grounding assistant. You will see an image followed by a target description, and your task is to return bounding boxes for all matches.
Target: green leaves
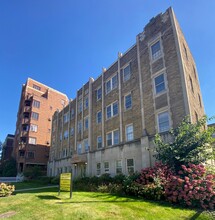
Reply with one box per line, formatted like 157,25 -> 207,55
154,116 -> 215,172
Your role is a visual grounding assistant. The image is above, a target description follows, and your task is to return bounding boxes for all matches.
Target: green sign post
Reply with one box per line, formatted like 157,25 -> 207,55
58,172 -> 72,199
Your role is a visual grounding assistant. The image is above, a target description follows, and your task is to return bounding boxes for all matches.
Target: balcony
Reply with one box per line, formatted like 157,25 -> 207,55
22,117 -> 30,124
72,153 -> 87,164
23,106 -> 31,112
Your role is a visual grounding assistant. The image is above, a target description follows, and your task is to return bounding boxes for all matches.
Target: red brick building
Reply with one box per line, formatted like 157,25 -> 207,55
1,134 -> 15,162
13,78 -> 68,172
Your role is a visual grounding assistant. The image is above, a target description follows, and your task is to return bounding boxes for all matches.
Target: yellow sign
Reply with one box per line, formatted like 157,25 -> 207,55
59,173 -> 72,198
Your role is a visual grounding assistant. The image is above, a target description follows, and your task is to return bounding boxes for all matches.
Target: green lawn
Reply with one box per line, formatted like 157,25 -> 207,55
0,185 -> 213,220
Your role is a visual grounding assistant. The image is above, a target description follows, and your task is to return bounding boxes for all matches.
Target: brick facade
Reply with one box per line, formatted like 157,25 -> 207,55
48,7 -> 205,178
13,78 -> 68,172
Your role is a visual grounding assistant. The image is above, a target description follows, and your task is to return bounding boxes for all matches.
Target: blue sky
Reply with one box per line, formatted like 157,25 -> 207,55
0,0 -> 215,142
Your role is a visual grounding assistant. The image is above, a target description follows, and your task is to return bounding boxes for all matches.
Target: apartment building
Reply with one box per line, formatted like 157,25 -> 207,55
13,78 -> 69,172
1,134 -> 15,162
48,7 -> 205,178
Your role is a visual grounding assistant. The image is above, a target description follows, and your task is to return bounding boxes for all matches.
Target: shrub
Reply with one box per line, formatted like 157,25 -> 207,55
50,176 -> 60,185
164,163 -> 215,210
0,183 -> 15,197
23,166 -> 42,179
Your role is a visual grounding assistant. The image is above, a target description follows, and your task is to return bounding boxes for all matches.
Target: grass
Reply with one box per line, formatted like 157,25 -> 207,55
0,183 -> 213,220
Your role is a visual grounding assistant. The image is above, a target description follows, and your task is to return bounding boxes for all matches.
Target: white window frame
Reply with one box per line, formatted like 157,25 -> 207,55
106,129 -> 119,146
96,87 -> 102,101
96,163 -> 101,176
125,124 -> 134,141
127,158 -> 135,174
153,72 -> 166,96
150,40 -> 162,61
123,64 -> 131,82
84,116 -> 89,130
157,110 -> 170,133
104,162 -> 109,173
78,120 -> 82,133
116,160 -> 122,174
106,101 -> 118,120
84,96 -> 89,109
106,74 -> 118,94
63,130 -> 69,139
97,111 -> 102,124
31,112 -> 39,120
77,142 -> 82,155
84,139 -> 89,152
124,93 -> 132,110
30,124 -> 38,132
32,100 -> 40,108
97,136 -> 102,149
29,137 -> 36,145
78,101 -> 82,113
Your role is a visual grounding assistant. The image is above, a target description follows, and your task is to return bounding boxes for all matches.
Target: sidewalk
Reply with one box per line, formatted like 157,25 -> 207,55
15,185 -> 58,192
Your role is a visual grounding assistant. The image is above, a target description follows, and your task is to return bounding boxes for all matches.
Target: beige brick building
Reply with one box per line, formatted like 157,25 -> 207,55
48,7 -> 205,178
13,78 -> 68,172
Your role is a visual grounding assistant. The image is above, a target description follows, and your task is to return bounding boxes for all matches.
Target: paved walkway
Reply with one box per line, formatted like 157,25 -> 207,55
15,185 -> 58,192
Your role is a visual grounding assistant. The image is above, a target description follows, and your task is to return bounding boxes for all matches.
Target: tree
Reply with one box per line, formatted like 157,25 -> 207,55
154,116 -> 215,172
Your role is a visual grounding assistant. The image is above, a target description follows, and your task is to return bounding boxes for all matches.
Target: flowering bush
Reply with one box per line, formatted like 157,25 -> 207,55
164,163 -> 215,210
0,183 -> 15,197
121,163 -> 172,200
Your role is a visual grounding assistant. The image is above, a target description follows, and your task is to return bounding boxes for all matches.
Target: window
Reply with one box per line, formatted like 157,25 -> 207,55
29,137 -> 36,145
31,112 -> 39,120
97,136 -> 102,149
64,130 -> 69,139
78,121 -> 82,133
63,148 -> 67,158
125,94 -> 132,110
27,152 -> 34,159
104,162 -> 109,173
126,124 -> 134,141
96,87 -> 102,100
96,163 -> 101,176
32,100 -> 40,108
189,76 -> 194,93
22,124 -> 29,131
113,130 -> 119,145
84,97 -> 89,109
116,160 -> 122,174
84,117 -> 89,130
63,113 -> 69,123
77,143 -> 82,155
60,133 -> 62,142
71,108 -> 75,119
97,111 -> 102,124
33,84 -> 41,91
127,159 -> 134,174
30,124 -> 38,132
70,127 -> 74,136
198,94 -> 202,108
85,89 -> 89,95
154,74 -> 165,94
106,101 -> 118,119
151,41 -> 161,61
183,43 -> 188,60
158,111 -> 170,133
106,130 -> 119,146
78,101 -> 82,113
123,64 -> 131,82
84,139 -> 89,152
106,74 -> 118,94
106,132 -> 112,146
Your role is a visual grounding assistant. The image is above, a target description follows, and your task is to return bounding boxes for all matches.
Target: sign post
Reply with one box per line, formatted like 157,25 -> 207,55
58,172 -> 72,199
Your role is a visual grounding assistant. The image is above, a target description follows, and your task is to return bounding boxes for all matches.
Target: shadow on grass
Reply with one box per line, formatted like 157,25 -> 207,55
189,211 -> 202,220
37,195 -> 61,200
